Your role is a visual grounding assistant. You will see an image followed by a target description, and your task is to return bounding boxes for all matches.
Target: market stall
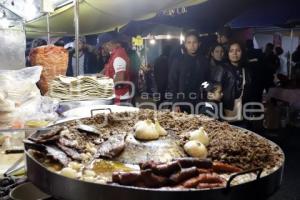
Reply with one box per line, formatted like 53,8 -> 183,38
0,0 -> 206,198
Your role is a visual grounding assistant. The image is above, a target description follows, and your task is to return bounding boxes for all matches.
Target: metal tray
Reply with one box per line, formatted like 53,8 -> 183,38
24,110 -> 285,200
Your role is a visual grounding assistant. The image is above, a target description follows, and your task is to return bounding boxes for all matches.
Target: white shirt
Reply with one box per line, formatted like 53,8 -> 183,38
72,53 -> 85,75
113,57 -> 126,77
277,55 -> 288,76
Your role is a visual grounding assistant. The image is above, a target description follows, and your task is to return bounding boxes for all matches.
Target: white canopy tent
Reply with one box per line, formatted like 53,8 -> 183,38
23,0 -> 207,38
0,0 -> 207,71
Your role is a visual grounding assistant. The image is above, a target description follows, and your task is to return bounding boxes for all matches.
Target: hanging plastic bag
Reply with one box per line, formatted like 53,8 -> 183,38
0,66 -> 59,129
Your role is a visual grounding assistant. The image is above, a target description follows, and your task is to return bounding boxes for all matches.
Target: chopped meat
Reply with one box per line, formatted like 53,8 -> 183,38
95,134 -> 125,159
57,142 -> 82,161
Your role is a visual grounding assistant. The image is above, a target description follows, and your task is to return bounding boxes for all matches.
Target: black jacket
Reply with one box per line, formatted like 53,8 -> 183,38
221,63 -> 252,110
209,59 -> 225,83
168,53 -> 210,104
154,55 -> 169,94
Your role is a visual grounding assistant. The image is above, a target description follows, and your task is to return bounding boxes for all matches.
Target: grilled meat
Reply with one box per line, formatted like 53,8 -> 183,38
95,134 -> 126,159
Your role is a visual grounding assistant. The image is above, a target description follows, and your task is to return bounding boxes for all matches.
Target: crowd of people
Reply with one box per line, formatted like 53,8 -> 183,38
26,27 -> 298,127
148,28 -> 294,127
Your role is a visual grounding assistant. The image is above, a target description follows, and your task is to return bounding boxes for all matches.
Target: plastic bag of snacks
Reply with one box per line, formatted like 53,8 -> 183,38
0,66 -> 58,129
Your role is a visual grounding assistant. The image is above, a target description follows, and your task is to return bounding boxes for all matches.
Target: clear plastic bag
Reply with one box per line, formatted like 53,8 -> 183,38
0,66 -> 58,129
0,66 -> 42,102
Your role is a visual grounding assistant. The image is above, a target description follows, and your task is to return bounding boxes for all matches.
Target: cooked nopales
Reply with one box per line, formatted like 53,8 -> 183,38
48,75 -> 114,100
27,109 -> 284,189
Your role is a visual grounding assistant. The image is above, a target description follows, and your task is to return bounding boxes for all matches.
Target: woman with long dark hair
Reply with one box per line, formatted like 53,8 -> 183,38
222,41 -> 252,122
209,43 -> 225,83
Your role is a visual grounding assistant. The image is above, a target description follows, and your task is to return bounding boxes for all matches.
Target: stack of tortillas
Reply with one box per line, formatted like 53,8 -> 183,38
48,75 -> 114,100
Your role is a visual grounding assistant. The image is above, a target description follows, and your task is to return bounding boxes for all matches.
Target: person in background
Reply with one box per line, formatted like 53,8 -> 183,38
168,30 -> 210,114
31,38 -> 47,49
222,41 -> 252,123
199,81 -> 223,119
245,39 -> 264,103
275,47 -> 288,83
168,43 -> 184,68
27,38 -> 47,66
263,43 -> 280,91
292,45 -> 300,85
208,43 -> 225,83
217,26 -> 232,56
292,45 -> 300,68
120,39 -> 141,104
66,36 -> 99,76
154,45 -> 171,106
54,39 -> 65,47
97,31 -> 131,103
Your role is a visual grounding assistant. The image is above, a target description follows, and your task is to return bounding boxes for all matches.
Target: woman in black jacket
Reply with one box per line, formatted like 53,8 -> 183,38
209,43 -> 225,83
221,41 -> 252,122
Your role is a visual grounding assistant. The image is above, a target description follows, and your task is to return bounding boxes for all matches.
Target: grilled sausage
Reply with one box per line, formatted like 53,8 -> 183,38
197,182 -> 225,189
212,161 -> 242,173
169,167 -> 199,184
152,161 -> 181,176
174,158 -> 212,169
112,171 -> 141,185
141,169 -> 169,188
197,173 -> 225,184
182,176 -> 202,188
139,160 -> 159,170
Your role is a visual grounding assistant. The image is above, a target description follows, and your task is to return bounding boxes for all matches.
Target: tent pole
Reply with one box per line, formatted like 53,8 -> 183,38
74,0 -> 80,77
289,28 -> 293,80
46,13 -> 50,44
145,39 -> 148,66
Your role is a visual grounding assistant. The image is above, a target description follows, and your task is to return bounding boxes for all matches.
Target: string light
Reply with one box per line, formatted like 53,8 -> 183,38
24,0 -> 38,20
180,33 -> 185,44
150,39 -> 156,45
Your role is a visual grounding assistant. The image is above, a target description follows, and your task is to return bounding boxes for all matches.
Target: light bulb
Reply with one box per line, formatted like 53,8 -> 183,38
180,33 -> 185,44
24,1 -> 38,20
150,39 -> 156,45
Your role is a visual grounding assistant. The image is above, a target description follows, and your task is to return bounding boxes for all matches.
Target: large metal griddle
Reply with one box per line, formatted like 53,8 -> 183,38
24,109 -> 285,200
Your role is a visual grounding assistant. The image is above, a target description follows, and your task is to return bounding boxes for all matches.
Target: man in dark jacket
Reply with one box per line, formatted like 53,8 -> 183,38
154,45 -> 171,105
168,30 -> 210,113
66,36 -> 99,76
246,39 -> 264,103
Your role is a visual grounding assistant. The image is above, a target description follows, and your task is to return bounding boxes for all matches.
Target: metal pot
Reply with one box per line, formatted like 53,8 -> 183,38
24,112 -> 284,200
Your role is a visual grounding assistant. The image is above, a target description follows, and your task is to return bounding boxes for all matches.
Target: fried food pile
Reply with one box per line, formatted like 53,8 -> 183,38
30,45 -> 68,94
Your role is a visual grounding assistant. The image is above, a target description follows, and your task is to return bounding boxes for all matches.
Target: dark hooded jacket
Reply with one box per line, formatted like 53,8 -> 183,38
168,53 -> 210,105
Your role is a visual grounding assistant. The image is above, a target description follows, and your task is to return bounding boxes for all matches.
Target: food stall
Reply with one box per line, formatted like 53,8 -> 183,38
0,1 -> 285,200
